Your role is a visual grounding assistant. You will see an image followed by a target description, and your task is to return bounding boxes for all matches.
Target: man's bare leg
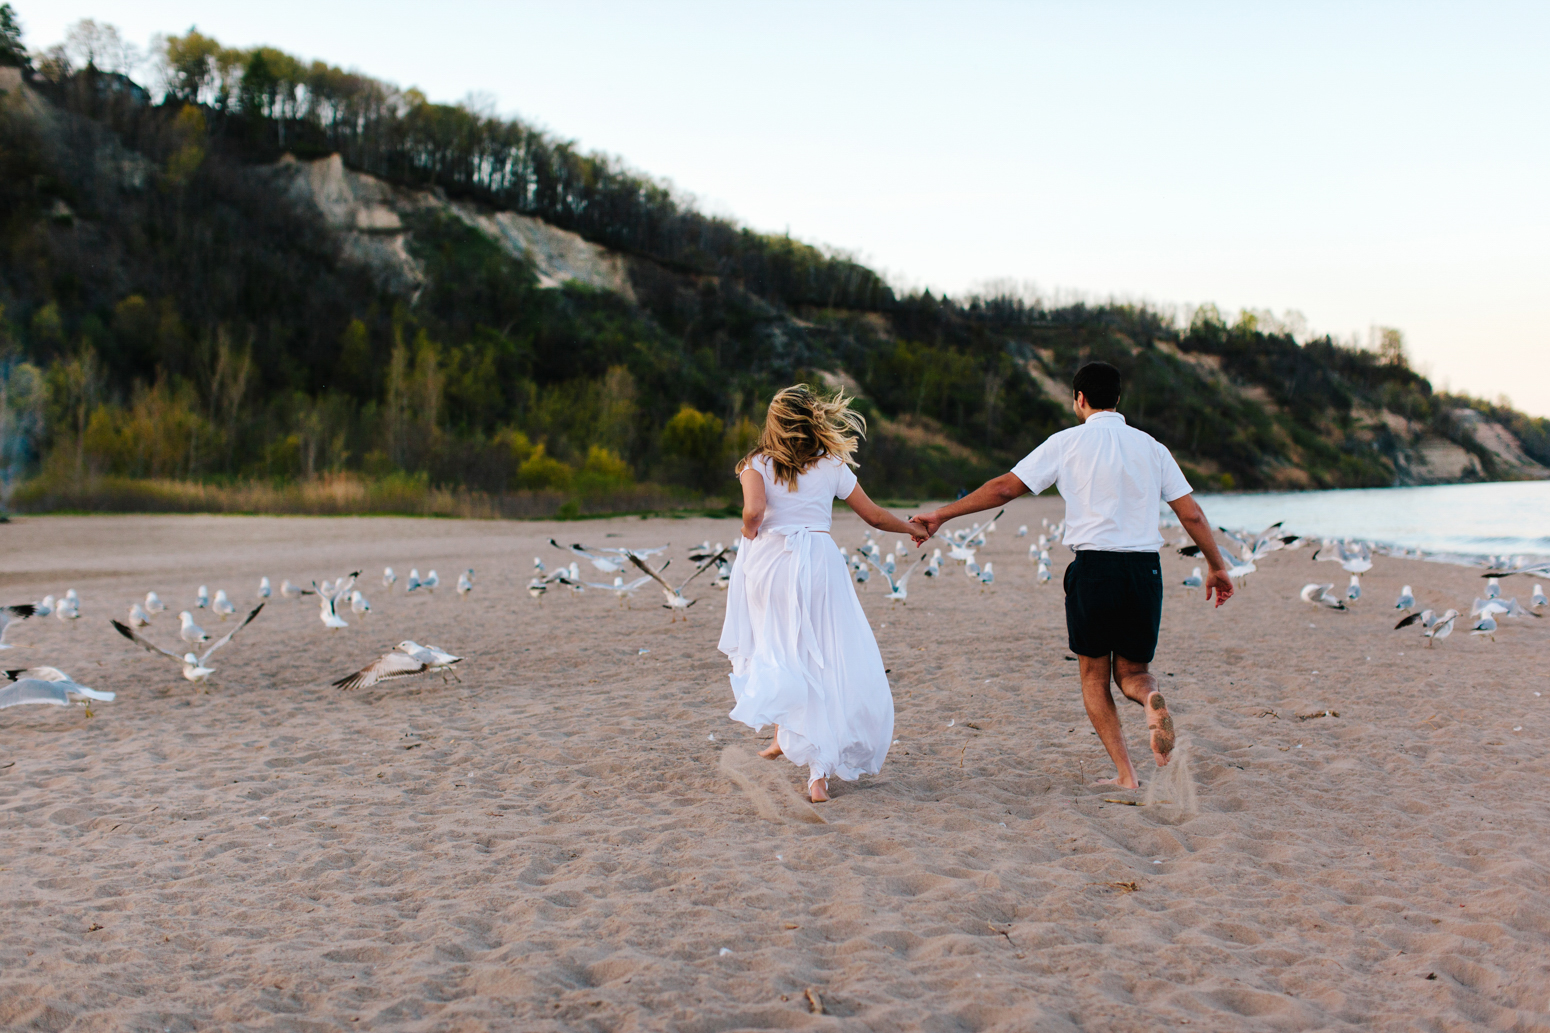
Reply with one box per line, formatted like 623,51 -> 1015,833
1114,656 -> 1174,767
758,727 -> 783,759
1079,654 -> 1140,788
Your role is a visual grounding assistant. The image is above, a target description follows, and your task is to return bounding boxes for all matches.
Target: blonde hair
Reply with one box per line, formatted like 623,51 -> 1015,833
737,384 -> 865,491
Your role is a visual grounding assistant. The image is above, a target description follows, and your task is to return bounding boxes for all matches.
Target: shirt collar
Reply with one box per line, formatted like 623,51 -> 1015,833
1084,411 -> 1126,425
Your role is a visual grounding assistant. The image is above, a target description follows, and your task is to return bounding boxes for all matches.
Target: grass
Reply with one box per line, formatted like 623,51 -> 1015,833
8,473 -> 731,521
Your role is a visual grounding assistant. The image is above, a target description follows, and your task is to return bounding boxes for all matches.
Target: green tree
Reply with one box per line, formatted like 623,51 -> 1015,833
0,3 -> 26,68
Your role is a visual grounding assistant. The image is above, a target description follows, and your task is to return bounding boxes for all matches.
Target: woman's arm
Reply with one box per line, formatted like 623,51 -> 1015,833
843,483 -> 925,538
740,467 -> 767,540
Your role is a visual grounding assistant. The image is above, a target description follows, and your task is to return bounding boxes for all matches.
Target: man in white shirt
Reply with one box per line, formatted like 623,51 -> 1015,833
908,361 -> 1233,789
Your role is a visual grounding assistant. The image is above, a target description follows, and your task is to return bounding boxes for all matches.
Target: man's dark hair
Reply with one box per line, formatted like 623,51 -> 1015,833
1072,361 -> 1121,409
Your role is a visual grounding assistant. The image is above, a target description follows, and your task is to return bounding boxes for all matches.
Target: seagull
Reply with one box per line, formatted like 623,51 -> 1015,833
1028,543 -> 1040,561
1182,567 -> 1203,592
867,553 -> 926,604
1224,558 -> 1256,584
0,667 -> 115,711
195,585 -> 210,609
280,579 -> 313,600
1423,609 -> 1459,647
0,604 -> 35,648
405,569 -> 422,592
854,564 -> 870,585
552,539 -> 669,574
1493,598 -> 1540,619
258,577 -> 272,600
333,640 -> 463,690
979,561 -> 995,586
456,569 -> 474,596
1300,583 -> 1346,610
965,558 -> 981,579
179,611 -> 209,644
32,595 -> 54,618
881,553 -> 897,577
938,510 -> 1004,563
212,590 -> 236,619
1469,613 -> 1498,641
1347,574 -> 1361,603
527,578 -> 549,601
383,567 -> 397,588
1395,608 -> 1435,630
144,591 -> 165,613
112,605 -> 264,682
127,603 -> 152,628
584,575 -> 655,606
628,547 -> 727,621
1312,539 -> 1373,574
1039,549 -> 1051,565
350,590 -> 371,615
1482,559 -> 1550,579
1533,584 -> 1547,611
55,594 -> 81,622
1470,597 -> 1508,618
1037,563 -> 1051,584
1395,585 -> 1414,612
1016,525 -> 1028,538
314,572 -> 360,629
422,570 -> 440,592
1218,522 -> 1298,563
1484,577 -> 1500,600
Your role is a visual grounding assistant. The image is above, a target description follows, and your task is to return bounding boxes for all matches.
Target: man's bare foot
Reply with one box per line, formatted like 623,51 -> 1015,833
1146,692 -> 1175,766
809,778 -> 829,803
758,741 -> 783,759
1090,776 -> 1141,789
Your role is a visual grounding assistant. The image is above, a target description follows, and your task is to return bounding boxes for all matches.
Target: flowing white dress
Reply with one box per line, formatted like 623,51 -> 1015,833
719,454 -> 894,787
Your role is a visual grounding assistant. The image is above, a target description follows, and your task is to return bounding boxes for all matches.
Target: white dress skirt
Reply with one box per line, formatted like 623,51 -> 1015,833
719,455 -> 894,787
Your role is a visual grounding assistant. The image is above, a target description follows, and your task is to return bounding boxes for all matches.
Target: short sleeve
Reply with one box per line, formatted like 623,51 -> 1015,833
833,460 -> 858,500
1158,443 -> 1192,502
1010,437 -> 1061,495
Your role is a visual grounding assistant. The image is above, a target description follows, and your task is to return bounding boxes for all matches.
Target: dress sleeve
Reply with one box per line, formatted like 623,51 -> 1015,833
833,460 -> 858,500
1009,436 -> 1060,494
1158,443 -> 1193,502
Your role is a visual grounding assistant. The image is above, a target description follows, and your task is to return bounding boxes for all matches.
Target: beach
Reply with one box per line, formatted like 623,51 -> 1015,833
2,504 -> 1547,1032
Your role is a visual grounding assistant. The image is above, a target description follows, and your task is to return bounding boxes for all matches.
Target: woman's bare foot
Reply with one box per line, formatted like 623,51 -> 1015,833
1089,775 -> 1141,789
1146,692 -> 1175,766
758,740 -> 783,759
809,778 -> 829,803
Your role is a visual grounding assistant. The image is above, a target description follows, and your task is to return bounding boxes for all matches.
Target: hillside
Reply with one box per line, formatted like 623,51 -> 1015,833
1,27 -> 1546,516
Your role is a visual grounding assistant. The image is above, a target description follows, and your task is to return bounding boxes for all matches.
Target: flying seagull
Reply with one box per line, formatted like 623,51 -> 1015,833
112,604 -> 264,682
1300,583 -> 1346,611
332,641 -> 463,690
1423,609 -> 1460,647
867,552 -> 926,604
314,572 -> 360,629
628,547 -> 727,621
0,667 -> 115,712
0,604 -> 35,649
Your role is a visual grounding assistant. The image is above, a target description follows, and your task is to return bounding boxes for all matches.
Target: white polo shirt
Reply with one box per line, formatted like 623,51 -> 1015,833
1010,411 -> 1192,553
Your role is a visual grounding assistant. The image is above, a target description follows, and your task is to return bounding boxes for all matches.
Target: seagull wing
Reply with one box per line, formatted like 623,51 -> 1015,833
1393,612 -> 1424,630
0,679 -> 72,708
1176,544 -> 1202,558
2,603 -> 35,621
332,651 -> 429,690
332,572 -> 360,607
627,552 -> 677,595
624,575 -> 655,590
894,553 -> 927,589
110,619 -> 185,663
200,604 -> 264,664
677,547 -> 730,591
1218,527 -> 1252,549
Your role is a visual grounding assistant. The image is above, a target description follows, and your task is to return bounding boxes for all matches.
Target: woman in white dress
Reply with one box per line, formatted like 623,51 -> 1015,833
719,385 -> 924,803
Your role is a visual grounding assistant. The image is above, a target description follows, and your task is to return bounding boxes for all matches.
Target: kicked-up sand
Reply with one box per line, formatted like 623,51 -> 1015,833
1,504 -> 1547,1031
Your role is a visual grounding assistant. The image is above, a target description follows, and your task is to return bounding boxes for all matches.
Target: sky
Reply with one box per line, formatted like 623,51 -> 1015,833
20,1 -> 1550,415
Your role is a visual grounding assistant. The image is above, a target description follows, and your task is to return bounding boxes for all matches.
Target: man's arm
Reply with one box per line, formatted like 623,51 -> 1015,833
1167,493 -> 1234,607
909,473 -> 1029,542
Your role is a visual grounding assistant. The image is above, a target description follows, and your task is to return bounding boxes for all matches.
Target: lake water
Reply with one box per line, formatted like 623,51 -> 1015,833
1192,480 -> 1550,560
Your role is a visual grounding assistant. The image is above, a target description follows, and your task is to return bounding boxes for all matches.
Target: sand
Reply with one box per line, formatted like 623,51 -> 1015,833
1,504 -> 1547,1032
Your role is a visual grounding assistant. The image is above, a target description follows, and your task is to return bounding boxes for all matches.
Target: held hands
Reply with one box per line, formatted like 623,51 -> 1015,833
906,512 -> 941,547
1204,568 -> 1235,608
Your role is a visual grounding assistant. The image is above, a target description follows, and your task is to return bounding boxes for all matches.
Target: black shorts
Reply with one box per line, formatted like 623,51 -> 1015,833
1063,550 -> 1164,663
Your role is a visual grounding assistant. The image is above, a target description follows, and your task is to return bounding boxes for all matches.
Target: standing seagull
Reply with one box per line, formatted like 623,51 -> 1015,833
1469,613 -> 1498,641
127,602 -> 152,628
179,611 -> 209,645
421,570 -> 440,592
55,594 -> 81,622
112,605 -> 264,682
212,590 -> 236,620
456,569 -> 474,597
1182,567 -> 1203,593
1533,584 -> 1548,611
350,590 -> 371,616
1347,575 -> 1362,603
627,547 -> 727,621
1485,577 -> 1501,600
280,579 -> 312,600
383,567 -> 397,588
0,604 -> 35,648
144,591 -> 166,614
333,641 -> 463,690
1395,585 -> 1414,612
258,577 -> 272,600
405,569 -> 422,593
195,585 -> 210,609
32,595 -> 54,618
